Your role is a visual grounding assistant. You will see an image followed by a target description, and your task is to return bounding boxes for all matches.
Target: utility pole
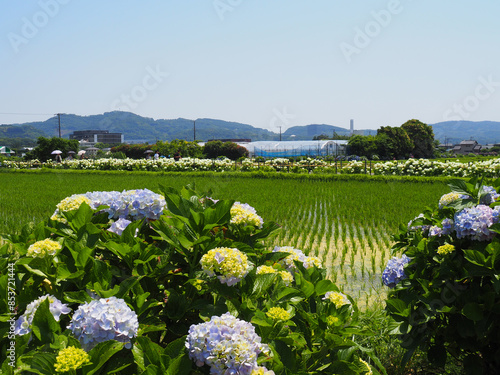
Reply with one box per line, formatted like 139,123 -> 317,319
193,120 -> 196,142
56,113 -> 62,137
278,126 -> 282,141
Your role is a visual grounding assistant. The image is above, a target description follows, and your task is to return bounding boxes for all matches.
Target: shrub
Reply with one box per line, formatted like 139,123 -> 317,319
1,185 -> 382,374
384,177 -> 500,374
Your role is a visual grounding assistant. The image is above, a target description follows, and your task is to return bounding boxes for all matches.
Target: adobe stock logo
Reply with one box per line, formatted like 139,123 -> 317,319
8,0 -> 71,54
442,75 -> 500,121
213,0 -> 243,21
269,107 -> 295,129
340,0 -> 409,63
110,65 -> 169,112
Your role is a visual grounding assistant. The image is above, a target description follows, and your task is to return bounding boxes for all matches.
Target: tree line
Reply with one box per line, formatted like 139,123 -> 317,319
12,119 -> 435,162
348,119 -> 435,159
20,137 -> 249,162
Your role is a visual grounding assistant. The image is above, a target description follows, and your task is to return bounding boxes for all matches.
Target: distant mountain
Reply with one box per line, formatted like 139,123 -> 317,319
0,124 -> 46,148
2,112 -> 281,143
0,124 -> 45,138
430,121 -> 500,145
2,113 -> 499,146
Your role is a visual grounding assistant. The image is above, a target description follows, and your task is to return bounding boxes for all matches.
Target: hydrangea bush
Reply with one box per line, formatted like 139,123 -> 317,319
1,184 -> 381,374
384,177 -> 500,374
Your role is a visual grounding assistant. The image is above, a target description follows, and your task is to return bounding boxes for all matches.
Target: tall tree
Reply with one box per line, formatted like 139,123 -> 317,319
25,137 -> 79,161
347,135 -> 376,158
376,126 -> 414,160
401,119 -> 435,158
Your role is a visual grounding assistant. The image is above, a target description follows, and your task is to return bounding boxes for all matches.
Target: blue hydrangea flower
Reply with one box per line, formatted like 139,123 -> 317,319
480,185 -> 500,205
454,205 -> 499,241
108,218 -> 132,235
186,312 -> 268,375
85,190 -> 121,212
67,297 -> 138,351
429,226 -> 443,237
407,213 -> 431,233
382,255 -> 411,288
15,295 -> 71,335
441,218 -> 454,235
84,189 -> 165,221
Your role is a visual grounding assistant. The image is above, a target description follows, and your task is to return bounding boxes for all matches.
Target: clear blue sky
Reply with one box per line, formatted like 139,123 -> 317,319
1,0 -> 499,133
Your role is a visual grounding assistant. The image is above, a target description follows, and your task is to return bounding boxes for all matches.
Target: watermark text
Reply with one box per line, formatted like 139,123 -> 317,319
8,0 -> 71,54
443,75 -> 500,121
7,262 -> 16,367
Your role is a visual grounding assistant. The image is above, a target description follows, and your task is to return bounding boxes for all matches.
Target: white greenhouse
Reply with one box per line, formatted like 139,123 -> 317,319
239,140 -> 348,158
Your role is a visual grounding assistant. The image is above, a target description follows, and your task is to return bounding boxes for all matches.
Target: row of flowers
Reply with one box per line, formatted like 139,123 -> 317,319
2,157 -> 500,177
1,185 -> 373,374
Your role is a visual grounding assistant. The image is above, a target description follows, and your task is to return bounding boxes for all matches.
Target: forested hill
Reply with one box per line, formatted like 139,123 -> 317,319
2,112 -> 500,145
2,112 -> 280,143
0,124 -> 45,148
430,121 -> 500,145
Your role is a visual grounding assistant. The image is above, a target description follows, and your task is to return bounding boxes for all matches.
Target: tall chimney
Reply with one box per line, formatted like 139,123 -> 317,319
350,119 -> 354,135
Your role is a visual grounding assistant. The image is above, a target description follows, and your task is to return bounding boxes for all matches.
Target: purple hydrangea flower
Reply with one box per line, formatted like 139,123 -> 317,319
382,255 -> 411,288
407,213 -> 431,233
67,297 -> 138,351
186,312 -> 268,375
429,226 -> 443,237
441,218 -> 454,235
480,186 -> 500,205
15,295 -> 71,336
454,205 -> 499,241
108,218 -> 132,236
84,189 -> 165,221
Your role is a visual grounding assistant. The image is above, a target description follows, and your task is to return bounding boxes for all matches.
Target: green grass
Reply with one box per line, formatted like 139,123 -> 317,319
0,170 -> 450,308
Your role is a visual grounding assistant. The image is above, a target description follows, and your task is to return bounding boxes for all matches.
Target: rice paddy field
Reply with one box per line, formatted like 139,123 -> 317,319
1,170 -> 450,308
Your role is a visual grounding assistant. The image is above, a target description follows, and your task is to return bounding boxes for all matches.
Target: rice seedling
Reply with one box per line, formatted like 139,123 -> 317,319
0,170 -> 450,309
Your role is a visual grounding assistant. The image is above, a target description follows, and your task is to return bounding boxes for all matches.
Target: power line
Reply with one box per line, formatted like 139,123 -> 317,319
0,112 -> 55,116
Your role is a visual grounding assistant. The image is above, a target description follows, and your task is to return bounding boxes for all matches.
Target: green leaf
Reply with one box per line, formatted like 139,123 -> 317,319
21,263 -> 48,279
86,341 -> 125,375
315,279 -> 335,296
105,241 -> 132,258
101,276 -> 141,299
165,352 -> 192,375
31,298 -> 60,343
92,259 -> 111,289
385,299 -> 409,316
274,339 -> 296,370
63,201 -> 94,231
75,244 -> 94,268
448,179 -> 473,196
64,290 -> 93,304
30,352 -> 57,375
251,315 -> 273,327
251,273 -> 276,297
56,264 -> 85,282
164,336 -> 188,359
132,343 -> 146,372
462,302 -> 483,322
463,250 -> 487,267
297,277 -> 314,298
275,287 -> 301,302
136,336 -> 164,369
